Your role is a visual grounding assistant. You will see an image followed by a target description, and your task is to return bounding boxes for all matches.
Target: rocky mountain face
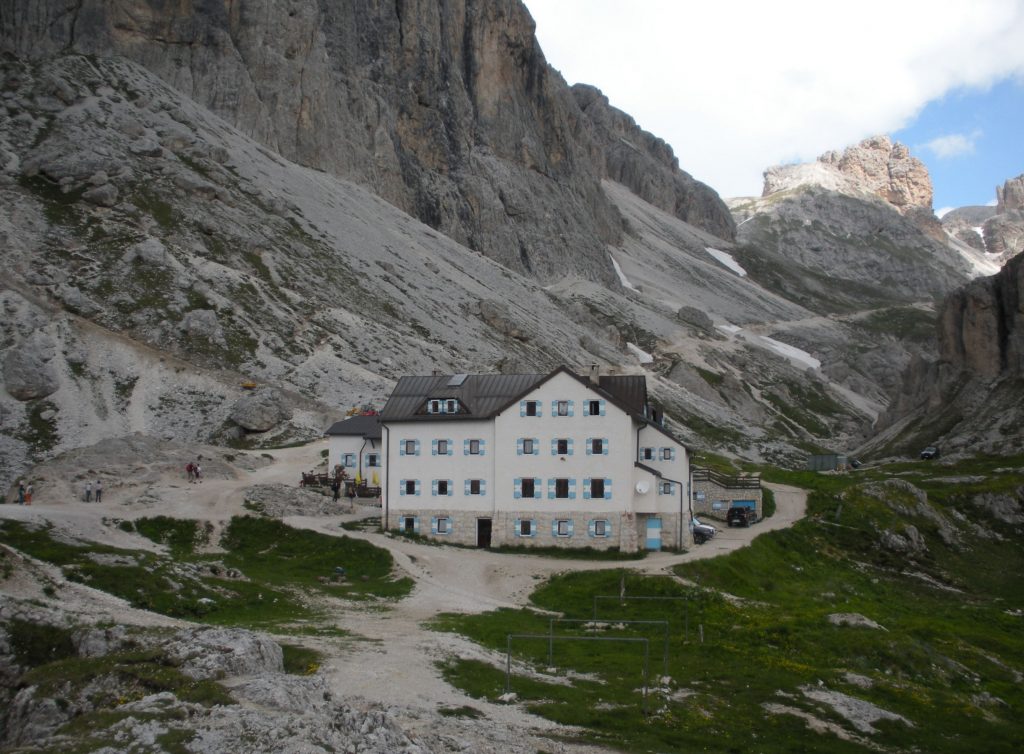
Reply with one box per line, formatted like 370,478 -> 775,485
0,1 -> 1006,494
875,250 -> 1024,456
762,135 -> 943,239
940,175 -> 1024,267
0,0 -> 730,285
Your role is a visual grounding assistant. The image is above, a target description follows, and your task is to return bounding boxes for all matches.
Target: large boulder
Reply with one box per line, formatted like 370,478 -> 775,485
2,333 -> 59,401
162,626 -> 283,679
229,387 -> 293,432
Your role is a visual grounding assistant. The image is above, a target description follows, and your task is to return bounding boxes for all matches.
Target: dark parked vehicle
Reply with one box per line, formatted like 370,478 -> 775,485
692,517 -> 717,544
726,506 -> 758,527
920,446 -> 940,460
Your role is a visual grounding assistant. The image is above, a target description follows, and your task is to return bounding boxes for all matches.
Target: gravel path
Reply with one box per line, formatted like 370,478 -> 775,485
0,439 -> 807,752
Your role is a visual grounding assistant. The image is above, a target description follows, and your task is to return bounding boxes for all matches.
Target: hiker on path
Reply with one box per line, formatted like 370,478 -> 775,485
84,481 -> 92,502
331,479 -> 341,502
194,463 -> 203,483
95,480 -> 103,503
25,483 -> 32,505
186,462 -> 195,483
17,480 -> 25,504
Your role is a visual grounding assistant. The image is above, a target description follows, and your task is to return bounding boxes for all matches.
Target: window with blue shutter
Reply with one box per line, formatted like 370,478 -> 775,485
465,479 -> 484,496
520,400 -> 540,417
588,519 -> 611,537
531,478 -> 540,498
640,447 -> 655,461
587,478 -> 603,499
553,519 -> 573,537
464,439 -> 484,455
661,447 -> 675,460
401,479 -> 419,496
584,399 -> 605,416
515,518 -> 535,537
401,516 -> 420,534
343,453 -> 356,467
660,481 -> 674,495
432,517 -> 451,535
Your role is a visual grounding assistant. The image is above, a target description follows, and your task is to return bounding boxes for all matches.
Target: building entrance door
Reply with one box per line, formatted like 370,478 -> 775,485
477,518 -> 492,548
645,517 -> 662,550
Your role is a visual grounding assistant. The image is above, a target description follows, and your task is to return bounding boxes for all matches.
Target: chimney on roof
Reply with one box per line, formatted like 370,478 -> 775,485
588,363 -> 600,386
432,370 -> 441,376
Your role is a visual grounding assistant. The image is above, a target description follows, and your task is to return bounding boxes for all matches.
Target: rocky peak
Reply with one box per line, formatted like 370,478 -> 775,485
997,174 -> 1024,212
764,135 -> 934,214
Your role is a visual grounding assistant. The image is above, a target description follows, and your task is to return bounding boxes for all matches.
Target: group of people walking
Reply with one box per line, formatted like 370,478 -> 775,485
13,479 -> 32,505
82,479 -> 103,502
185,460 -> 204,483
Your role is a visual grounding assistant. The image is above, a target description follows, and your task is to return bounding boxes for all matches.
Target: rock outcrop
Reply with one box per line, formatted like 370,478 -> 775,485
763,136 -> 933,213
877,251 -> 1024,454
229,388 -> 294,433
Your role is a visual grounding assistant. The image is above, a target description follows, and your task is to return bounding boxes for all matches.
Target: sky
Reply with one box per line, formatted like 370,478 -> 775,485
523,0 -> 1024,210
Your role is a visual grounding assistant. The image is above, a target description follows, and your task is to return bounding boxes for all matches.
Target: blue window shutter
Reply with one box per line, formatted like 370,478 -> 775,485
431,517 -> 438,535
603,438 -> 609,456
588,519 -> 596,537
528,520 -> 536,537
606,519 -> 613,536
514,518 -> 522,537
414,440 -> 420,456
547,478 -> 555,500
604,478 -> 612,500
431,440 -> 437,456
431,479 -> 438,496
567,520 -> 575,537
514,478 -> 522,499
400,480 -> 406,497
464,479 -> 471,495
517,438 -> 524,456
583,401 -> 590,417
586,438 -> 592,456
551,520 -> 559,537
447,440 -> 453,456
532,438 -> 539,455
479,440 -> 486,456
583,478 -> 591,500
567,439 -> 574,456
413,516 -> 420,534
534,478 -> 541,499
447,479 -> 453,497
415,481 -> 421,497
568,400 -> 575,417
480,480 -> 487,495
550,438 -> 558,456
520,400 -> 526,417
569,478 -> 577,500
600,400 -> 606,416
551,400 -> 558,415
399,443 -> 405,457
463,439 -> 469,455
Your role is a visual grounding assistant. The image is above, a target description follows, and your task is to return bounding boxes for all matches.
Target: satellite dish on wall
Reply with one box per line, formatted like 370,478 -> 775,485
635,481 -> 649,495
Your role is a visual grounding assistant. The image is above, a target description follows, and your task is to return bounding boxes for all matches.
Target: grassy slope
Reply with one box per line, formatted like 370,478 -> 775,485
434,456 -> 1024,753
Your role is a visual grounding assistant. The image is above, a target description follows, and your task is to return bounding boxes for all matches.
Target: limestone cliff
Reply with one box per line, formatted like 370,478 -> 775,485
571,84 -> 735,241
0,0 -> 732,284
877,251 -> 1024,455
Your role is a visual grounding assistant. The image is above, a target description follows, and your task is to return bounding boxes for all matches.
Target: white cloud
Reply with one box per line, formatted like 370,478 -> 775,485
922,132 -> 980,158
525,0 -> 1024,197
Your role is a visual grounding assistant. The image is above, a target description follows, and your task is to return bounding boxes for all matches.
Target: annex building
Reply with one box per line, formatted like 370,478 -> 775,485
380,366 -> 692,552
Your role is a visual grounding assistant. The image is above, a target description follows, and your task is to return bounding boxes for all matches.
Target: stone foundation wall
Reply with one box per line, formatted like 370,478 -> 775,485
388,509 -> 691,551
692,480 -> 762,521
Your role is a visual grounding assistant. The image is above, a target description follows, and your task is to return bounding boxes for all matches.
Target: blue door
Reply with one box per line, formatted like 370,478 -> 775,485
645,518 -> 662,550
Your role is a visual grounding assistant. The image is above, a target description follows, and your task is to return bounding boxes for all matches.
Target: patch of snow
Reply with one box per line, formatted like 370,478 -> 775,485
704,247 -> 747,277
717,323 -> 741,335
609,254 -> 640,292
626,342 -> 654,364
754,335 -> 821,370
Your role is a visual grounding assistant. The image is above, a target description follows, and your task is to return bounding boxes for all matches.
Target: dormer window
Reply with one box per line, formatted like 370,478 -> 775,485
426,398 -> 459,414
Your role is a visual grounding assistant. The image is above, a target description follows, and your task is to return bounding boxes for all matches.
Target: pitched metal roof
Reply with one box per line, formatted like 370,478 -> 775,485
598,375 -> 647,415
324,415 -> 382,439
380,373 -> 545,422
